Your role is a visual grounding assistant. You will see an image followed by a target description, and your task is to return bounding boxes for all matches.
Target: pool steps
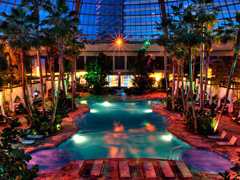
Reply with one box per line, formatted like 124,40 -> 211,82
44,159 -> 199,179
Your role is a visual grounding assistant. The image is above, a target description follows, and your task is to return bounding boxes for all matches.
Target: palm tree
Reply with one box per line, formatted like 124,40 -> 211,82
0,7 -> 39,119
64,37 -> 84,110
41,30 -> 58,103
42,0 -> 79,132
192,0 -> 219,111
214,12 -> 240,133
177,6 -> 206,133
20,0 -> 52,116
158,0 -> 168,91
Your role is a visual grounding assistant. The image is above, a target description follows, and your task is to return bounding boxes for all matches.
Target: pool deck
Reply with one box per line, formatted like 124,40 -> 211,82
35,158 -> 221,180
153,104 -> 240,166
3,92 -> 239,179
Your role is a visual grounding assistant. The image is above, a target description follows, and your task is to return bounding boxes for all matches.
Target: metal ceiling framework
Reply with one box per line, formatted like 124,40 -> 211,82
0,0 -> 239,44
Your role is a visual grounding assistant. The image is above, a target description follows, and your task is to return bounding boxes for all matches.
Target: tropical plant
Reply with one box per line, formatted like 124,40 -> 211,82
132,47 -> 156,94
0,118 -> 39,179
20,0 -> 52,117
192,0 -> 219,111
64,37 -> 84,109
42,0 -> 79,132
85,53 -> 110,94
219,152 -> 240,179
0,7 -> 40,120
214,12 -> 240,133
176,5 -> 206,133
158,0 -> 168,90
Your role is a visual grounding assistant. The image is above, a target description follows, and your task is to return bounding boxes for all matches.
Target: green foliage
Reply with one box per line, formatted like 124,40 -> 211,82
85,53 -> 110,93
163,97 -> 184,112
132,75 -> 155,93
132,47 -> 156,94
197,112 -> 216,135
42,0 -> 79,42
184,107 -> 195,131
163,96 -> 172,110
0,7 -> 40,52
184,108 -> 216,135
134,48 -> 156,76
219,152 -> 240,179
29,97 -> 72,136
0,118 -> 39,180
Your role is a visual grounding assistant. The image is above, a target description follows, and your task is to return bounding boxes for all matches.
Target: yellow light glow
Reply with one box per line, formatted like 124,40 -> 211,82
116,38 -> 123,46
80,100 -> 87,104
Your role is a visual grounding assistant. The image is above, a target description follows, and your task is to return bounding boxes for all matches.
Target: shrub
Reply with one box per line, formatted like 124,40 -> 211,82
132,75 -> 155,94
163,96 -> 184,112
29,97 -> 72,136
0,118 -> 39,179
184,108 -> 217,135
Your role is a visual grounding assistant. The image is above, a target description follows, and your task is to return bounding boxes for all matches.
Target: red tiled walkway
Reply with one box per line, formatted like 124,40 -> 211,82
36,158 -> 220,180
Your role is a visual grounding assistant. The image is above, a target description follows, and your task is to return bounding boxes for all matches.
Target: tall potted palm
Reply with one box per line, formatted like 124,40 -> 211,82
193,0 -> 218,111
64,37 -> 84,110
0,7 -> 39,119
214,12 -> 240,132
20,0 -> 52,116
177,6 -> 206,133
42,0 -> 79,132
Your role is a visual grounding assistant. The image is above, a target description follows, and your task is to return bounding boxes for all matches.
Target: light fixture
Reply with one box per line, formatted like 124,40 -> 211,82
161,135 -> 172,141
116,38 -> 123,46
72,135 -> 87,143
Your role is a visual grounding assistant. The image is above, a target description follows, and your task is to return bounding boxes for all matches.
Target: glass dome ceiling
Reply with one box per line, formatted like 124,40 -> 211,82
0,0 -> 239,43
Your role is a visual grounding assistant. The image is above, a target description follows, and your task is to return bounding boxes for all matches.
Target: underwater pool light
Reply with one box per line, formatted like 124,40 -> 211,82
102,101 -> 111,106
90,109 -> 98,113
161,135 -> 172,141
144,109 -> 153,113
73,135 -> 87,143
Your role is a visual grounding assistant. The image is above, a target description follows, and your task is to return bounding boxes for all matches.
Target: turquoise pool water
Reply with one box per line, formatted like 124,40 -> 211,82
59,100 -> 192,159
28,100 -> 232,173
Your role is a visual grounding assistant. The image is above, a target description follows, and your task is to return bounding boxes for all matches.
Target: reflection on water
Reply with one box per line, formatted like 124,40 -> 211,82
28,100 -> 192,172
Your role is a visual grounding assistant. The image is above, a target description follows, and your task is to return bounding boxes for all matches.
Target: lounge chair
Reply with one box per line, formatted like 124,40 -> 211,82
159,161 -> 175,178
27,135 -> 44,139
143,161 -> 157,178
217,136 -> 237,146
90,160 -> 104,177
18,137 -> 35,145
119,161 -> 131,178
175,161 -> 193,178
207,130 -> 227,139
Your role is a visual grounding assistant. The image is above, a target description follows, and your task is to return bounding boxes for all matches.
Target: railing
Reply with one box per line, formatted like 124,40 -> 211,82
169,145 -> 186,159
229,159 -> 236,169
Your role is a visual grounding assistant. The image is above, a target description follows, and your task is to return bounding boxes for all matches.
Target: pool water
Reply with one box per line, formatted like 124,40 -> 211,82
28,100 -> 232,173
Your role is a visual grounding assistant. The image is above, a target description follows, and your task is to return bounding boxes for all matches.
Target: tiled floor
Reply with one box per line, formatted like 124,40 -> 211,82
36,158 -> 220,180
